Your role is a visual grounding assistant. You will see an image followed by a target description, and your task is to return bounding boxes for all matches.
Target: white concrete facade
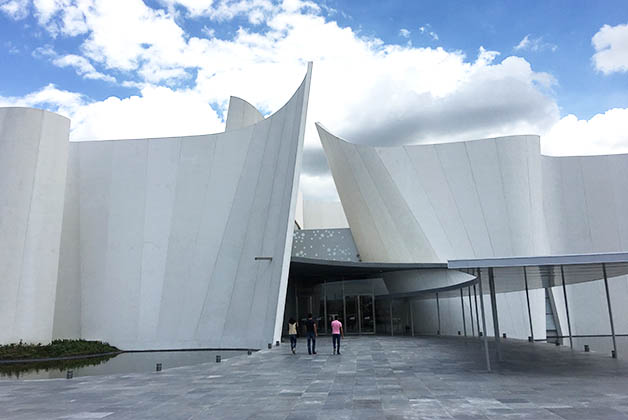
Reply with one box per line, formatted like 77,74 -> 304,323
317,123 -> 628,341
1,64 -> 311,349
0,108 -> 70,345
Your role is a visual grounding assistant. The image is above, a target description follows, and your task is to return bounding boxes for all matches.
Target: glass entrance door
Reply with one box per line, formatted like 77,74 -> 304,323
345,296 -> 359,333
360,295 -> 374,333
344,294 -> 375,334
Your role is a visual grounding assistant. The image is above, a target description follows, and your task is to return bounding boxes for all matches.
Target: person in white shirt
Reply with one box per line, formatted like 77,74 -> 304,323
288,318 -> 298,354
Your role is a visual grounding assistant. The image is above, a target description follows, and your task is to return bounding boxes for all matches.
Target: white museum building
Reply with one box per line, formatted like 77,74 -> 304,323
3,63 -> 628,362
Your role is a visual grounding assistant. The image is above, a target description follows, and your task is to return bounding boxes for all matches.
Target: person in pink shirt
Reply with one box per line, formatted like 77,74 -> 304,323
330,316 -> 344,355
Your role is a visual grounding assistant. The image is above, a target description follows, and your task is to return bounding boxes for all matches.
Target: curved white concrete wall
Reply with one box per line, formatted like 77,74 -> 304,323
225,96 -> 264,132
318,123 -> 628,263
318,124 -> 628,341
0,108 -> 70,344
53,64 -> 312,350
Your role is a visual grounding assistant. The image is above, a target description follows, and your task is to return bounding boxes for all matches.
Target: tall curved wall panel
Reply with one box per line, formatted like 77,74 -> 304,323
225,96 -> 265,132
52,64 -> 311,350
319,123 -> 628,263
0,108 -> 70,344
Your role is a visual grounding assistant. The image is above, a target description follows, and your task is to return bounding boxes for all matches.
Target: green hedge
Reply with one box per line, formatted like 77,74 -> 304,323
0,339 -> 119,361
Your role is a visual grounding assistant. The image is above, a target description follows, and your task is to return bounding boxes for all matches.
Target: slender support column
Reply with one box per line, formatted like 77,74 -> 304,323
560,265 -> 573,349
342,279 -> 347,332
602,263 -> 618,358
389,299 -> 394,336
488,268 -> 502,361
468,286 -> 475,336
436,292 -> 441,335
323,280 -> 328,334
460,288 -> 467,336
473,283 -> 481,336
410,299 -> 415,337
295,283 -> 299,322
523,267 -> 534,342
477,269 -> 491,372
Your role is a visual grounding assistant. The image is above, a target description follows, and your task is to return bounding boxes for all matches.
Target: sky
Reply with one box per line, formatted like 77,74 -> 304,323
1,0 -> 627,201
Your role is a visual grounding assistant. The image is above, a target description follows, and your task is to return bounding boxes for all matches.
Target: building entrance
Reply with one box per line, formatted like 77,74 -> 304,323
344,295 -> 375,334
286,278 -> 378,336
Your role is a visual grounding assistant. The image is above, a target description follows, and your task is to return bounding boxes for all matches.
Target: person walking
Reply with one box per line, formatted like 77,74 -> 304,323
331,315 -> 344,355
305,313 -> 317,355
288,317 -> 298,354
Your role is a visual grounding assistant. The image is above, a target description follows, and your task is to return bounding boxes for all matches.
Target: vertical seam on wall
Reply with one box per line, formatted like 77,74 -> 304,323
578,157 -> 594,250
136,140 -> 150,342
356,146 -> 413,261
217,120 -> 275,344
525,138 -> 535,253
374,147 -> 439,261
13,110 -> 44,339
156,138 -> 183,335
434,145 -> 476,258
494,139 -> 515,256
463,142 -> 495,256
76,143 -> 83,338
404,145 -> 455,258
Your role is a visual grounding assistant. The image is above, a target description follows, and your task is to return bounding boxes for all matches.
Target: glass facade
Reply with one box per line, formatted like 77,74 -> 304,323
285,278 -> 413,336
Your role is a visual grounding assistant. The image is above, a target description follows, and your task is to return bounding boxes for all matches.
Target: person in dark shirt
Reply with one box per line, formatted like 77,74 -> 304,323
304,313 -> 317,355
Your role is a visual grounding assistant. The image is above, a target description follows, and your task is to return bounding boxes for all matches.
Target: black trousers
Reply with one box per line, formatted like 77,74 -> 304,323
332,334 -> 341,352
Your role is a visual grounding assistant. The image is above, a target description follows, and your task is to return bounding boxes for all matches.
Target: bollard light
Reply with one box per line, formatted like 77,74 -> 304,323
275,341 -> 280,347
216,355 -> 221,363
479,332 -> 483,337
502,333 -> 507,339
247,349 -> 252,356
555,341 -> 560,346
457,331 -> 461,335
528,336 -> 533,342
612,350 -> 617,359
156,363 -> 162,372
66,370 -> 73,379
584,345 -> 590,352
268,343 -> 272,349
437,330 -> 440,336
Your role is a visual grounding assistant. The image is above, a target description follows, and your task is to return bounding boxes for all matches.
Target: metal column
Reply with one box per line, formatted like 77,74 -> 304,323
468,286 -> 475,336
560,265 -> 573,349
473,283 -> 481,336
295,283 -> 299,322
323,280 -> 328,334
523,267 -> 534,342
460,288 -> 467,336
436,292 -> 441,335
410,299 -> 415,337
389,299 -> 394,336
342,279 -> 347,333
602,263 -> 618,358
477,269 -> 491,372
488,267 -> 502,361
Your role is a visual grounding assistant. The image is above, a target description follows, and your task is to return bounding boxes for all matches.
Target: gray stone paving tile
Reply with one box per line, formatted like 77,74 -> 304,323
3,336 -> 628,419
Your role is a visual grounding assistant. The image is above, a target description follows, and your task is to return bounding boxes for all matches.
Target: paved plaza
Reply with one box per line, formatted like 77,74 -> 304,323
3,335 -> 628,419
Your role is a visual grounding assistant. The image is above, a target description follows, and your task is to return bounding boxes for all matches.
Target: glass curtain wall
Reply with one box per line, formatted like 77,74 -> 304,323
289,278 -> 415,336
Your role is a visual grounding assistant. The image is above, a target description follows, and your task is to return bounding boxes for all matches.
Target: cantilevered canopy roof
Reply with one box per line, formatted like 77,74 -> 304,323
448,252 -> 628,294
289,257 -> 446,281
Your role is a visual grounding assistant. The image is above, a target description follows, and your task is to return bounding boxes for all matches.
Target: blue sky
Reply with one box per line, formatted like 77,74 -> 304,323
1,0 -> 627,200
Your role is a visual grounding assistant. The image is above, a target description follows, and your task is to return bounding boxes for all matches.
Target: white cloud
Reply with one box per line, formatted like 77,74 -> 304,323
54,54 -> 117,82
399,28 -> 410,38
0,0 -> 29,19
419,25 -> 438,41
4,0 -> 625,201
592,23 -> 628,74
543,108 -> 628,156
514,34 -> 557,52
0,84 -> 86,118
68,85 -> 224,140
